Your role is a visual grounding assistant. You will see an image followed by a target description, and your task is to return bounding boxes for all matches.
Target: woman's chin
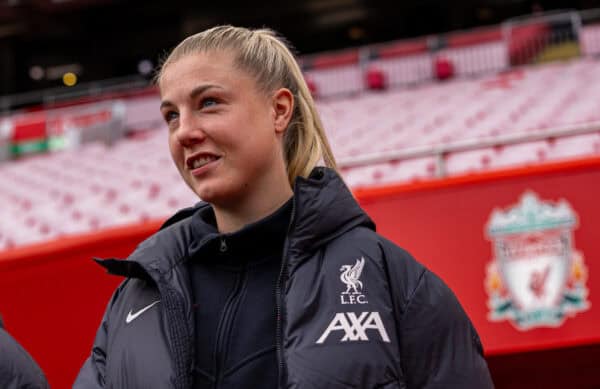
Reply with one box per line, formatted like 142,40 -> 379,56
193,185 -> 226,204
187,176 -> 222,202
189,175 -> 247,207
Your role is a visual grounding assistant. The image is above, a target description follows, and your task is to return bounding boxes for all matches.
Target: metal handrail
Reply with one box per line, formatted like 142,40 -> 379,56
337,121 -> 600,175
502,9 -> 578,25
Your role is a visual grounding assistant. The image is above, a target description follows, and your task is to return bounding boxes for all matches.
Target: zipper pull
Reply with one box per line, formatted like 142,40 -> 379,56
219,238 -> 228,253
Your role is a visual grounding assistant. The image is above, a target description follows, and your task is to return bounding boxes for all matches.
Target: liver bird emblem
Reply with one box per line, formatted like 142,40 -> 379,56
529,265 -> 551,299
340,257 -> 365,294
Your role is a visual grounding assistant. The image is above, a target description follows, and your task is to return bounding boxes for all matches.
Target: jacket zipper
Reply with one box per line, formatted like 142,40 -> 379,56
213,247 -> 247,389
275,196 -> 296,389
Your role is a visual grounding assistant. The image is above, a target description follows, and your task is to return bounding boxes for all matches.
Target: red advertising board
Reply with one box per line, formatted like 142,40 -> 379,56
356,157 -> 600,355
0,222 -> 162,389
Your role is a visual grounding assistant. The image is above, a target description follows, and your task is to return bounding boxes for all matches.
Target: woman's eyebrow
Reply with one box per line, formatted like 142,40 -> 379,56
159,100 -> 174,110
160,84 -> 225,110
189,84 -> 224,99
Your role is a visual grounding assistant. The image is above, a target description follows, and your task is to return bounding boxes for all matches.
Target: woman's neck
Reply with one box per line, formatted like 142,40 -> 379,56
213,178 -> 293,234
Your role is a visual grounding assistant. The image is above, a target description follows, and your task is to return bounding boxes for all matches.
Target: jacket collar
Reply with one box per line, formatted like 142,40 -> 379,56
286,167 -> 374,266
97,167 -> 374,279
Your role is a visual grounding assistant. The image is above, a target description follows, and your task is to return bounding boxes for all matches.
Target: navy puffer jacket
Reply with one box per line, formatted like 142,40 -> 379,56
74,167 -> 493,388
0,318 -> 49,389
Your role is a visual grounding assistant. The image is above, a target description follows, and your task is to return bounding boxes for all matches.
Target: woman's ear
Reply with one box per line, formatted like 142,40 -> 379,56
272,88 -> 294,135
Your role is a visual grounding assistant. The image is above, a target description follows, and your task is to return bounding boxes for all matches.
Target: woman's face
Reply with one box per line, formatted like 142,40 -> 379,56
159,50 -> 290,207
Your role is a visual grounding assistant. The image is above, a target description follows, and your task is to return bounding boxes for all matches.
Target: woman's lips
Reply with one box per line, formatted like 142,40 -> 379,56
189,156 -> 221,176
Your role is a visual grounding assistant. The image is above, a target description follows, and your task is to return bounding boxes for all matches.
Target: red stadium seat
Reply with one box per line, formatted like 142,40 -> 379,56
365,67 -> 387,90
434,56 -> 455,80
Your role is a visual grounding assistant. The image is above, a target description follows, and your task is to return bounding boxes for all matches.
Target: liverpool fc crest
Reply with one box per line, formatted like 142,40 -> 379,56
484,191 -> 590,330
340,257 -> 368,304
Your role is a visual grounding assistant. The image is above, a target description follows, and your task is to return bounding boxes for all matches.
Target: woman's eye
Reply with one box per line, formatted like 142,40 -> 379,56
201,98 -> 218,108
164,111 -> 179,123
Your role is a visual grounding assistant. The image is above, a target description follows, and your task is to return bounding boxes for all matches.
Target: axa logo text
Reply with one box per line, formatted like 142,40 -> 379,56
316,312 -> 390,344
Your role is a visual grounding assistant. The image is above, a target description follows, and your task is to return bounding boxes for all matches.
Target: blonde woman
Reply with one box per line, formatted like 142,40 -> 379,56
74,26 -> 493,389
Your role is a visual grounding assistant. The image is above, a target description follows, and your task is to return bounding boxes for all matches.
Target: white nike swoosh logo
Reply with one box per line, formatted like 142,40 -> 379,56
126,300 -> 160,324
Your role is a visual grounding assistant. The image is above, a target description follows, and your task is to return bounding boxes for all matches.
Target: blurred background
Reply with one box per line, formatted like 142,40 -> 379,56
2,0 -> 600,99
1,0 -> 600,388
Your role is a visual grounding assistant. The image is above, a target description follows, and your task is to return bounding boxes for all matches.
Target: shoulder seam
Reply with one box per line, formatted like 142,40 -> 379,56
402,268 -> 427,318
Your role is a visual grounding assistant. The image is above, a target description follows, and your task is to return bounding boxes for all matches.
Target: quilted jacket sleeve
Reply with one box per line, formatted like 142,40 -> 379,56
383,242 -> 494,388
0,325 -> 49,389
73,281 -> 128,389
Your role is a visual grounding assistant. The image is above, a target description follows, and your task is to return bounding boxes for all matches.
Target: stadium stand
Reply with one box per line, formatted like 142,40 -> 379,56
1,11 -> 600,251
1,55 -> 600,250
321,57 -> 600,186
0,134 -> 198,250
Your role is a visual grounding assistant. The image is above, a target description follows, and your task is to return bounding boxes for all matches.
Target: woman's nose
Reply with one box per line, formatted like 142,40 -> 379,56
176,113 -> 206,147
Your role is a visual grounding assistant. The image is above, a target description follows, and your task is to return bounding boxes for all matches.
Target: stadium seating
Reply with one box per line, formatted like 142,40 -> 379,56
321,58 -> 600,159
0,135 -> 199,250
1,56 -> 600,250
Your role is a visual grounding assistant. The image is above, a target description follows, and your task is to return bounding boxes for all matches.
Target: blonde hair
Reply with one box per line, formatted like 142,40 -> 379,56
156,25 -> 337,186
